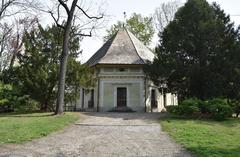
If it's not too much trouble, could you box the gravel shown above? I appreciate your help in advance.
[0,112,192,157]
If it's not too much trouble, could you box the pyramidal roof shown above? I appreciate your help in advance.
[86,28,155,67]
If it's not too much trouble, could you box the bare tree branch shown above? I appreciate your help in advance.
[49,5,64,29]
[0,0,14,18]
[74,27,94,37]
[154,0,181,33]
[48,0,106,114]
[76,4,103,20]
[57,0,70,15]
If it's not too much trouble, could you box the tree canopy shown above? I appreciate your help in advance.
[5,24,95,111]
[145,0,240,100]
[104,13,155,46]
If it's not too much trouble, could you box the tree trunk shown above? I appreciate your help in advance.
[55,0,78,115]
[55,28,70,115]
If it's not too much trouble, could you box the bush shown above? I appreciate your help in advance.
[177,98,200,115]
[0,82,40,112]
[0,83,14,112]
[198,100,208,113]
[207,98,233,120]
[14,95,40,112]
[229,100,240,118]
[165,106,178,114]
[166,97,233,120]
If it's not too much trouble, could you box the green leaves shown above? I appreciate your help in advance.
[147,0,240,100]
[104,13,155,46]
[10,24,95,111]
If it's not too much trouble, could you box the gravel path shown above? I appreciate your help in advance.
[0,113,192,157]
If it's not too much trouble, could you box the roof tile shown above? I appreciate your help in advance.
[86,28,155,66]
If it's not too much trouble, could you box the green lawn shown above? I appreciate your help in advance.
[0,112,79,144]
[160,117,240,157]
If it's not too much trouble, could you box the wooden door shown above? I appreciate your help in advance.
[117,87,127,107]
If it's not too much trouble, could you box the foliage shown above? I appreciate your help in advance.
[13,95,40,112]
[165,105,178,114]
[104,13,155,46]
[154,0,180,33]
[207,98,233,120]
[166,98,201,115]
[0,82,13,107]
[146,0,240,100]
[10,24,62,111]
[177,98,200,115]
[0,82,40,112]
[4,24,95,111]
[0,112,79,143]
[65,58,96,106]
[166,97,234,120]
[161,118,240,157]
[229,100,240,117]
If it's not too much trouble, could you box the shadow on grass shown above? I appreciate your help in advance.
[188,145,240,157]
[0,111,55,118]
[160,114,240,127]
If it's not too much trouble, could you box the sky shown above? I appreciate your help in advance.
[52,0,240,63]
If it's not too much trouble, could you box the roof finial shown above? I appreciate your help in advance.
[123,12,127,28]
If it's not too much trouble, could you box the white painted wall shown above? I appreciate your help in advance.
[165,93,178,106]
[75,66,178,112]
[99,78,145,112]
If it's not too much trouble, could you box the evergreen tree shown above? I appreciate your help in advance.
[10,24,95,111]
[146,0,240,100]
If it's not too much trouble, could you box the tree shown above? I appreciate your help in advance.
[104,13,155,46]
[154,0,180,34]
[0,0,39,72]
[10,24,95,111]
[48,0,104,114]
[0,17,38,73]
[0,0,20,20]
[65,58,95,109]
[0,22,12,71]
[146,0,240,100]
[0,0,40,20]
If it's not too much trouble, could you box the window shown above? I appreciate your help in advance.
[118,68,126,72]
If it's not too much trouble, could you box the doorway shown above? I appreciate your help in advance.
[117,87,127,107]
[151,89,157,108]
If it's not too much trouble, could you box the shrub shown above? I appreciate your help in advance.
[0,83,14,112]
[166,97,233,120]
[0,82,40,112]
[165,106,178,114]
[207,98,233,120]
[229,100,240,118]
[198,100,208,113]
[14,95,40,112]
[177,98,200,116]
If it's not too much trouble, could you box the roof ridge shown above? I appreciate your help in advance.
[97,31,119,64]
[125,29,145,64]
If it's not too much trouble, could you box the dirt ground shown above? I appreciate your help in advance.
[0,112,192,157]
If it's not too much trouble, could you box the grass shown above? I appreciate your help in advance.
[160,117,240,157]
[0,112,79,144]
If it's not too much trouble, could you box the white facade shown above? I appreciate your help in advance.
[74,28,178,112]
[75,66,177,112]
